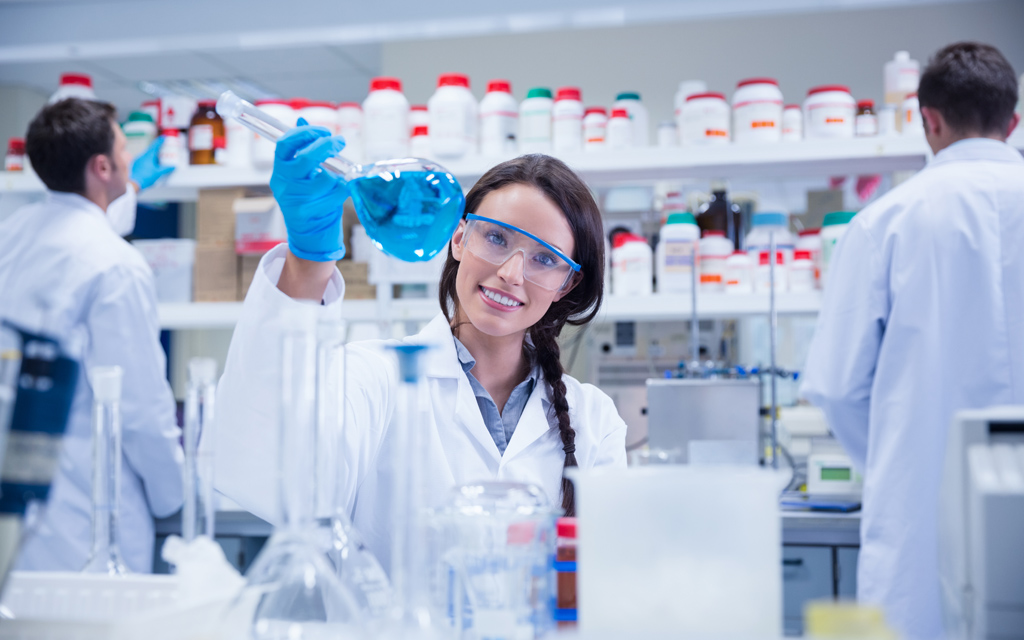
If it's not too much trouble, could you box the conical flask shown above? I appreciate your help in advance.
[182,357,217,543]
[230,304,365,639]
[82,365,127,575]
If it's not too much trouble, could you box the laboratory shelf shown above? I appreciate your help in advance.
[157,298,442,330]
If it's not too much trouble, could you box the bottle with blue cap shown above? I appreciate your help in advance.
[744,211,795,293]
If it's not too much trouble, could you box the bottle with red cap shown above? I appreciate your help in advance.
[410,125,430,158]
[479,80,518,157]
[552,87,584,153]
[611,232,653,296]
[337,102,364,163]
[554,517,578,627]
[803,85,856,139]
[250,99,297,168]
[409,105,429,134]
[732,78,784,144]
[607,108,632,150]
[583,107,607,151]
[363,76,410,161]
[855,100,878,137]
[428,73,477,159]
[48,72,96,104]
[5,138,26,172]
[158,129,186,168]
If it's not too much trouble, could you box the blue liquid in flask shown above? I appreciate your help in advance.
[349,170,465,262]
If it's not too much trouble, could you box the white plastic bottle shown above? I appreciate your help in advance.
[724,251,754,294]
[519,87,554,154]
[49,73,96,104]
[410,125,430,158]
[674,80,709,141]
[796,229,822,286]
[552,87,584,153]
[789,250,816,292]
[158,128,186,168]
[732,78,784,144]
[612,233,653,296]
[902,94,925,137]
[655,213,700,294]
[698,230,733,293]
[299,101,339,134]
[428,73,478,159]
[657,121,678,148]
[820,211,856,286]
[122,112,157,160]
[755,250,788,293]
[410,105,429,133]
[583,107,607,150]
[337,102,364,163]
[613,92,650,147]
[744,212,795,267]
[885,50,920,132]
[363,76,410,161]
[251,99,296,168]
[804,85,856,139]
[681,92,730,146]
[782,105,802,142]
[479,80,518,157]
[607,109,632,150]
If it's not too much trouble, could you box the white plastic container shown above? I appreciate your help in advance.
[878,105,899,137]
[131,239,196,303]
[158,128,186,168]
[552,87,584,153]
[48,73,96,104]
[479,80,518,157]
[611,233,653,296]
[657,121,678,148]
[223,110,252,168]
[655,213,700,294]
[796,229,822,286]
[698,230,733,293]
[336,102,364,163]
[755,250,787,293]
[782,105,802,142]
[363,76,410,161]
[744,212,794,267]
[902,93,925,137]
[122,112,157,160]
[789,250,815,293]
[410,125,430,157]
[583,107,607,150]
[884,51,920,110]
[820,211,856,286]
[519,87,554,154]
[607,109,632,150]
[855,100,879,137]
[428,73,478,159]
[732,78,783,144]
[410,105,429,132]
[681,92,730,146]
[251,99,296,168]
[158,96,198,131]
[674,80,709,140]
[804,85,856,139]
[724,251,754,294]
[299,101,338,133]
[613,92,650,147]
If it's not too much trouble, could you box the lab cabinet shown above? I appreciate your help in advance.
[783,545,833,636]
[837,546,860,598]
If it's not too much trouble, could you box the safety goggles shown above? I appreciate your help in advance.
[462,214,581,292]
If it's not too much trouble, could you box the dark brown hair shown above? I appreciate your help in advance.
[438,154,605,516]
[919,42,1018,136]
[26,98,118,194]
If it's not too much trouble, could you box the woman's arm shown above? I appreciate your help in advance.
[277,249,337,301]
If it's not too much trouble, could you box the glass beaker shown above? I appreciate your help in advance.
[216,91,465,263]
[182,357,217,543]
[82,365,128,575]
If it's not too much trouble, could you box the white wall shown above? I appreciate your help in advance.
[0,85,46,151]
[381,0,1024,125]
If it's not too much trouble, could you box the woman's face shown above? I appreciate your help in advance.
[451,183,576,339]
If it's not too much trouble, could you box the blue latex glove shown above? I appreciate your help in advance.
[270,117,349,262]
[130,136,175,191]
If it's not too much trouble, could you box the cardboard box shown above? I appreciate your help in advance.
[336,260,369,283]
[235,197,287,255]
[193,245,240,302]
[197,188,247,247]
[343,283,377,300]
[132,239,196,303]
[239,254,264,299]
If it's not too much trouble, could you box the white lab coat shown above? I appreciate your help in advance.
[214,245,628,572]
[801,139,1024,640]
[0,189,184,573]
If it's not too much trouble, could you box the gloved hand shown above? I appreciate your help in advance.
[130,136,175,191]
[270,117,349,262]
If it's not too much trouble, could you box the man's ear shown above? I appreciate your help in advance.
[920,105,944,138]
[451,219,467,261]
[88,153,113,182]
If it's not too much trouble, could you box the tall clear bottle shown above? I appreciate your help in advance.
[82,365,128,575]
[182,357,217,543]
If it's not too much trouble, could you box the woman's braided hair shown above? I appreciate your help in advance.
[438,154,605,516]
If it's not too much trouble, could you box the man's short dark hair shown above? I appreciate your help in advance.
[25,98,118,194]
[918,42,1018,136]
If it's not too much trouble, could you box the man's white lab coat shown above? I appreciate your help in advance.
[214,245,628,573]
[0,189,184,572]
[801,138,1024,639]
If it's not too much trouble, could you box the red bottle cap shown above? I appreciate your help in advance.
[370,77,402,92]
[584,107,607,116]
[437,73,469,88]
[703,230,726,237]
[556,87,581,101]
[557,517,577,538]
[59,73,92,88]
[687,92,726,102]
[737,78,779,88]
[611,108,629,118]
[857,99,875,109]
[7,138,25,153]
[794,250,812,261]
[487,80,512,93]
[412,125,428,136]
[807,85,851,96]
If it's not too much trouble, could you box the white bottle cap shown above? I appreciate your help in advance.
[188,357,218,385]
[895,51,910,61]
[90,366,123,402]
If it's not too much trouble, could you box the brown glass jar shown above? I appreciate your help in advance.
[189,100,225,165]
[855,99,878,137]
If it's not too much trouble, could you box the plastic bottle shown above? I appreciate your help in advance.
[744,212,795,267]
[804,85,856,139]
[724,251,754,294]
[49,72,96,104]
[755,250,787,293]
[855,100,878,137]
[5,137,25,171]
[611,233,653,296]
[820,211,856,286]
[782,105,802,142]
[189,100,226,165]
[299,101,338,134]
[251,99,296,168]
[479,80,518,157]
[902,94,925,137]
[674,80,709,140]
[696,187,744,251]
[428,73,478,159]
[552,87,584,153]
[555,517,578,628]
[409,105,429,134]
[884,51,920,132]
[337,103,364,163]
[681,92,730,146]
[158,128,186,168]
[122,112,157,161]
[789,250,816,292]
[410,125,430,158]
[519,87,554,153]
[363,76,410,161]
[796,229,822,285]
[655,213,700,294]
[732,78,783,144]
[607,109,632,150]
[613,92,650,147]
[583,107,607,150]
[698,230,733,293]
[657,121,678,148]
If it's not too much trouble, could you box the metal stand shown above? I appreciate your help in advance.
[768,232,779,470]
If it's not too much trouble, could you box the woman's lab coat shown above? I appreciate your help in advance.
[800,139,1024,640]
[0,189,184,572]
[214,245,628,572]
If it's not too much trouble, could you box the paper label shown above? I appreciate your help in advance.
[189,124,214,151]
[662,239,695,273]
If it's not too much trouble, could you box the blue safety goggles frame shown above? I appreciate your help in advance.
[464,214,582,272]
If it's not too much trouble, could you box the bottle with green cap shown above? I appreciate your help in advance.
[519,87,553,153]
[122,111,157,160]
[656,199,700,293]
[613,91,650,147]
[821,211,857,286]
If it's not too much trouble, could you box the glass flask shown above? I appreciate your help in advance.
[312,315,392,619]
[229,305,365,640]
[82,365,128,575]
[216,90,465,263]
[182,357,217,543]
[429,482,557,639]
